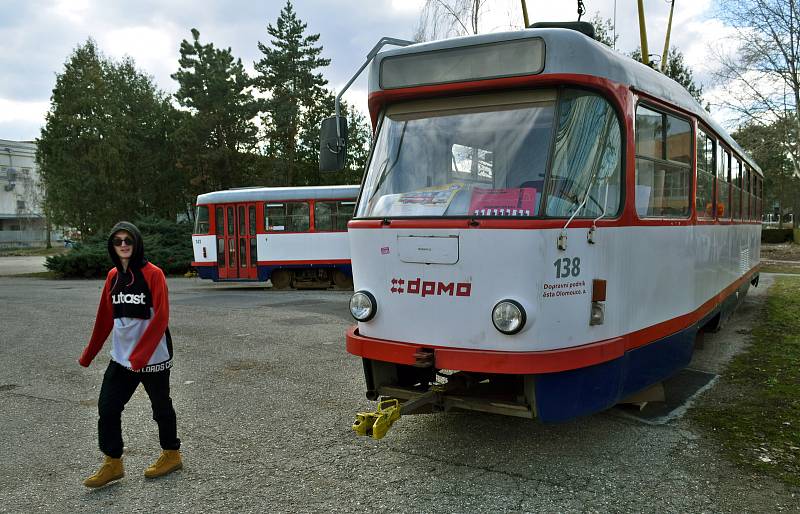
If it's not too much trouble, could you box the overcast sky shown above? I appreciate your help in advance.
[0,0,737,141]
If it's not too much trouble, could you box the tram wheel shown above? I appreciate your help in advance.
[333,270,353,289]
[271,270,292,289]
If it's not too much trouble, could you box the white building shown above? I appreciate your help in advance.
[0,139,57,247]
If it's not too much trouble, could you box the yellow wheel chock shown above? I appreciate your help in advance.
[352,399,401,440]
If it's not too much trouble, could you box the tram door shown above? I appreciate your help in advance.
[216,203,258,280]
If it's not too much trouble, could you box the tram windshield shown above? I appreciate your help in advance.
[357,88,622,219]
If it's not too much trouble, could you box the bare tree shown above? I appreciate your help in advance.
[711,0,800,229]
[413,0,493,42]
[712,1,800,175]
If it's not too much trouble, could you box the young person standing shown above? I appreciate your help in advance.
[79,221,182,487]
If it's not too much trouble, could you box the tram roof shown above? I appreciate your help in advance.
[196,185,360,205]
[369,28,761,175]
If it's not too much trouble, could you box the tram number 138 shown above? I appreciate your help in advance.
[554,257,581,278]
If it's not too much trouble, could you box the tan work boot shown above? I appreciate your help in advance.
[144,449,182,478]
[83,456,124,488]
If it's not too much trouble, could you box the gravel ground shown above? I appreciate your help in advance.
[0,275,797,513]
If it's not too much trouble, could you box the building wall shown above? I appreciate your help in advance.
[0,139,53,246]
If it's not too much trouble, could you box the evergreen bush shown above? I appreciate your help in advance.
[761,228,794,244]
[46,217,193,278]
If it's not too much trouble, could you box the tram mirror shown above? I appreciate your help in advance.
[319,116,348,172]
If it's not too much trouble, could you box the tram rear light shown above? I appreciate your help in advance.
[492,300,526,335]
[350,291,377,322]
[592,279,606,302]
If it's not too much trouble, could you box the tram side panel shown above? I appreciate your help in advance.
[255,231,352,282]
[192,234,218,280]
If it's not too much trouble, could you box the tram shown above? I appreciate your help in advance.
[320,23,763,432]
[191,185,359,288]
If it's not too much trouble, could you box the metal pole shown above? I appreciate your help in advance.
[521,0,530,28]
[661,0,675,72]
[613,0,617,50]
[637,0,650,66]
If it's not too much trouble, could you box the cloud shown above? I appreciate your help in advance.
[0,0,743,139]
[0,98,50,140]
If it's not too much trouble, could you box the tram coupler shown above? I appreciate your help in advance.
[352,398,401,440]
[351,385,446,440]
[412,349,434,368]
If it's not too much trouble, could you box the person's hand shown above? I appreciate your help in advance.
[78,356,91,367]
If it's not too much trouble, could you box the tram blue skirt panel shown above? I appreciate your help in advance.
[195,266,219,281]
[257,264,353,281]
[534,325,697,423]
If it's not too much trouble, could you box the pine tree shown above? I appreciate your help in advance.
[172,28,260,196]
[631,46,703,104]
[254,0,330,186]
[734,120,798,226]
[589,12,618,48]
[37,40,180,237]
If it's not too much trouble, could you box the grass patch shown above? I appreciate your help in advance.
[691,276,800,487]
[9,271,60,279]
[0,247,68,257]
[760,265,800,275]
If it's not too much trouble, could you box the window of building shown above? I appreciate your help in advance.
[16,200,26,211]
[635,105,692,218]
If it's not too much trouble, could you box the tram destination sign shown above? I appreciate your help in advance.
[380,38,545,89]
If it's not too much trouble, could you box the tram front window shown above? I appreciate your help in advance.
[357,88,622,219]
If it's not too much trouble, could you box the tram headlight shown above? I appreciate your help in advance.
[350,291,377,322]
[492,299,526,335]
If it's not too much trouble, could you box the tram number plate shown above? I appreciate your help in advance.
[553,257,581,278]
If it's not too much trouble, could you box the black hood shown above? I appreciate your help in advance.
[107,221,147,272]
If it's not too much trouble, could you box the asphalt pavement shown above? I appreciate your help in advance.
[0,255,47,276]
[0,274,797,513]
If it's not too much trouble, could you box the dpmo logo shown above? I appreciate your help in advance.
[390,277,471,297]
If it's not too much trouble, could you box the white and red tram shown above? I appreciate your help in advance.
[191,185,359,288]
[321,25,764,425]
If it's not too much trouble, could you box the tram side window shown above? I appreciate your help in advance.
[265,202,310,232]
[215,207,224,236]
[314,201,355,232]
[732,160,742,221]
[751,171,757,221]
[195,205,210,233]
[695,128,715,219]
[545,90,622,218]
[747,167,755,221]
[718,148,730,220]
[744,167,750,220]
[635,106,692,218]
[756,176,763,219]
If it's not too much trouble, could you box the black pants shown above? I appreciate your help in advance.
[98,360,180,458]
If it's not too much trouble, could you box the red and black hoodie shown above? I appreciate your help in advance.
[79,221,172,372]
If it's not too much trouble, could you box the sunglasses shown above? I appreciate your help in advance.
[112,237,134,247]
